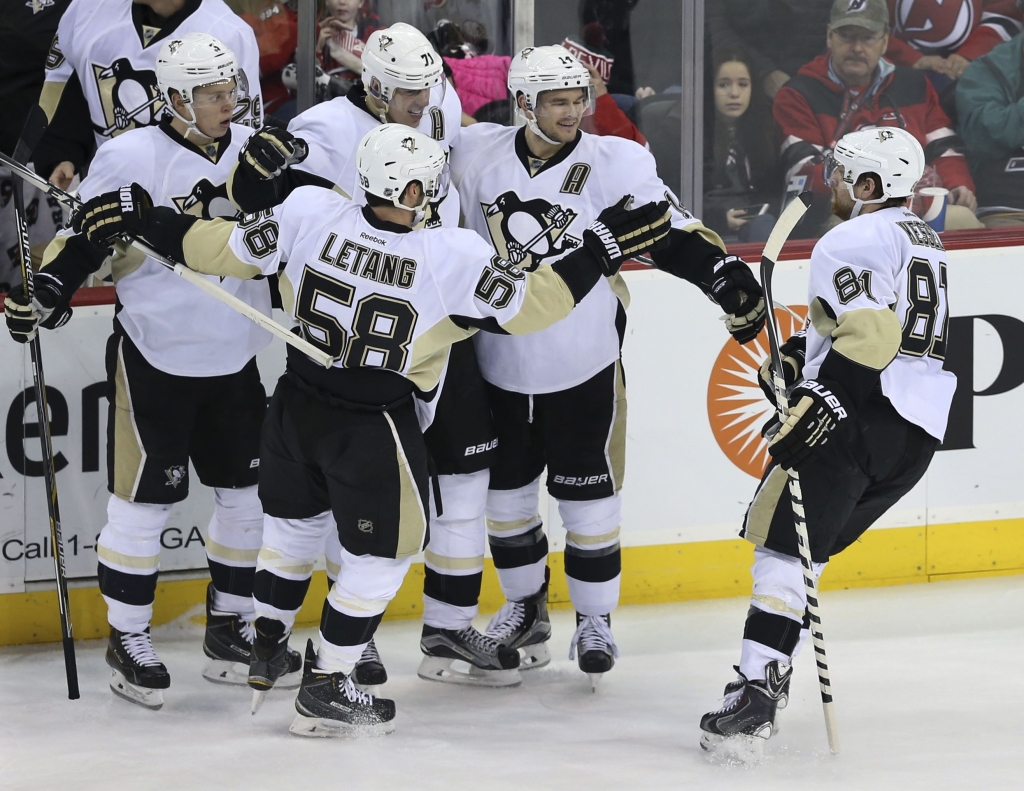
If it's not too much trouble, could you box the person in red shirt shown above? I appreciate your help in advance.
[775,0,981,232]
[886,0,1022,80]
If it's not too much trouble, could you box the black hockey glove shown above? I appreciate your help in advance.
[4,275,71,343]
[582,195,672,276]
[72,183,154,249]
[768,379,852,471]
[239,126,308,179]
[758,330,806,402]
[704,255,766,344]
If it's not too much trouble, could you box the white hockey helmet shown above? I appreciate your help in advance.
[508,45,595,142]
[356,123,448,212]
[362,23,445,119]
[824,127,925,212]
[157,32,237,132]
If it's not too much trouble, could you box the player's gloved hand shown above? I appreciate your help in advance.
[583,195,672,276]
[239,126,308,179]
[72,183,154,248]
[4,277,71,343]
[768,379,852,471]
[758,330,806,402]
[704,254,766,344]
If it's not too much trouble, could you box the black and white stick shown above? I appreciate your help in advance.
[759,192,840,755]
[0,151,334,369]
[9,139,80,700]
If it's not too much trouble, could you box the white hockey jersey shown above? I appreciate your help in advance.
[176,188,583,395]
[287,81,462,227]
[43,0,262,151]
[451,124,698,393]
[44,121,272,377]
[803,206,956,441]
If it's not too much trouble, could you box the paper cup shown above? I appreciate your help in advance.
[917,186,948,232]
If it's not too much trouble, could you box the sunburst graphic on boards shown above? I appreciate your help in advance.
[706,305,808,478]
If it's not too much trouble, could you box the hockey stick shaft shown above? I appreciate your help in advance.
[759,193,839,755]
[12,174,80,700]
[0,152,334,369]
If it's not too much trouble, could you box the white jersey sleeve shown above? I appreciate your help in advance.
[803,207,955,440]
[43,4,77,87]
[287,100,358,196]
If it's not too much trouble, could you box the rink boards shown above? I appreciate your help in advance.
[3,242,1024,645]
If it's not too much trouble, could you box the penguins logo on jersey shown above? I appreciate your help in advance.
[92,59,164,139]
[172,179,239,221]
[481,192,581,271]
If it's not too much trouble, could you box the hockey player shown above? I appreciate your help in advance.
[32,0,262,191]
[4,33,297,710]
[230,23,513,687]
[699,127,956,759]
[68,123,672,734]
[450,46,767,686]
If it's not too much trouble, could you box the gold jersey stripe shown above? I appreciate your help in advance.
[500,266,576,336]
[97,545,159,571]
[424,550,485,571]
[182,218,264,280]
[831,307,903,370]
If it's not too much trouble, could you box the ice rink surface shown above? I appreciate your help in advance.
[2,576,1022,791]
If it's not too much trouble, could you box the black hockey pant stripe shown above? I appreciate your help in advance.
[488,525,548,570]
[253,569,312,613]
[98,562,158,607]
[423,567,483,608]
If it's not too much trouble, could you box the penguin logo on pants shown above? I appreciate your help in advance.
[92,59,164,139]
[172,179,238,221]
[481,192,580,271]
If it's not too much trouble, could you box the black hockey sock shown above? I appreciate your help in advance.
[488,524,548,570]
[253,569,312,614]
[743,607,802,657]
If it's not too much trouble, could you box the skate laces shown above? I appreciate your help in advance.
[359,639,381,665]
[341,674,374,706]
[458,626,502,654]
[568,615,619,661]
[485,600,526,640]
[710,677,747,715]
[240,619,257,646]
[121,632,163,667]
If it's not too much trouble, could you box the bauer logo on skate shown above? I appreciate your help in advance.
[706,304,808,478]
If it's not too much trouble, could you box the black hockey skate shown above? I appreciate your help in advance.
[351,638,387,692]
[203,583,300,688]
[248,616,303,714]
[290,640,396,737]
[700,660,794,762]
[484,576,552,669]
[723,664,790,711]
[106,627,171,710]
[569,613,619,691]
[418,625,521,687]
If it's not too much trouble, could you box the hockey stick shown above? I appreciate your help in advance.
[759,192,840,755]
[9,144,80,700]
[0,151,334,369]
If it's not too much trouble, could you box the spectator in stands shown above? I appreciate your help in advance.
[317,0,378,80]
[706,0,833,99]
[885,0,1022,81]
[775,0,982,232]
[582,63,648,146]
[228,0,297,116]
[703,49,779,243]
[956,33,1024,226]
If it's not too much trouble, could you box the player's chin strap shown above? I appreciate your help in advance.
[846,185,889,219]
[523,109,563,147]
[168,101,203,142]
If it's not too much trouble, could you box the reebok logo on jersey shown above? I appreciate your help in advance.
[360,231,388,247]
[552,474,609,487]
[796,381,848,420]
[464,439,498,456]
[119,187,134,214]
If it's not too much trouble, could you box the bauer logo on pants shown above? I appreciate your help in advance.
[706,305,807,478]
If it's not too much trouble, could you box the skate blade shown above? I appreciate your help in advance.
[699,730,768,764]
[416,656,522,688]
[251,689,267,715]
[109,670,165,711]
[517,642,551,670]
[289,713,394,738]
[205,659,302,690]
[587,673,603,692]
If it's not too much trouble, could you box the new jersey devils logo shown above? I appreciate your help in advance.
[481,192,581,271]
[172,179,238,220]
[92,59,164,139]
[895,0,976,51]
